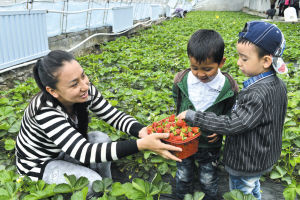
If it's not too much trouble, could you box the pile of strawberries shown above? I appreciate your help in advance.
[147,114,200,142]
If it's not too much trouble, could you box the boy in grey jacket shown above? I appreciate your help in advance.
[177,21,288,200]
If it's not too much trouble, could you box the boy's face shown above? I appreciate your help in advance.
[236,42,271,77]
[189,56,225,83]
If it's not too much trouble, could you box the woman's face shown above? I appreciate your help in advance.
[48,60,89,109]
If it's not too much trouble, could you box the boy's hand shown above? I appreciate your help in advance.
[177,111,188,120]
[207,133,220,143]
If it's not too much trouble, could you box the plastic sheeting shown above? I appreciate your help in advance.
[243,0,271,12]
[0,1,170,37]
[193,0,244,11]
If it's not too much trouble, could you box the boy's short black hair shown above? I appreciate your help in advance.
[187,29,224,64]
[238,37,271,58]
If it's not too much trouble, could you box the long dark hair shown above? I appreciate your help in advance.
[32,50,89,136]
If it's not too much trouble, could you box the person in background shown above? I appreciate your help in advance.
[15,50,182,197]
[266,4,277,19]
[177,21,288,200]
[278,0,285,16]
[173,8,188,18]
[172,29,238,200]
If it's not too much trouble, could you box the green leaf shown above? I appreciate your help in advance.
[74,176,89,191]
[0,188,8,197]
[151,173,161,186]
[223,189,256,200]
[0,98,9,105]
[71,187,88,200]
[111,182,126,196]
[281,175,292,185]
[158,182,172,194]
[193,191,205,200]
[109,100,118,106]
[149,185,159,196]
[132,178,146,193]
[64,174,77,187]
[4,139,15,151]
[92,180,104,193]
[36,180,46,190]
[102,178,113,189]
[283,182,298,200]
[293,137,300,147]
[53,183,72,194]
[52,194,64,200]
[0,123,10,131]
[184,194,193,200]
[8,121,21,133]
[158,162,168,175]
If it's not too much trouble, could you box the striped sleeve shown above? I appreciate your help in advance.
[191,91,264,135]
[35,108,138,164]
[88,84,144,137]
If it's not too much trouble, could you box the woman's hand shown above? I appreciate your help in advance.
[137,133,182,162]
[138,127,148,138]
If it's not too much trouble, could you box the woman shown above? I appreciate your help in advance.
[15,50,181,194]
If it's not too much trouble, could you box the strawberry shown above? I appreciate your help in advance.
[165,124,171,129]
[147,127,153,134]
[164,128,170,133]
[152,122,158,127]
[174,135,182,141]
[176,119,184,127]
[169,114,176,122]
[181,127,188,133]
[192,127,199,133]
[156,127,164,133]
[168,133,174,140]
[175,129,181,135]
[188,132,193,137]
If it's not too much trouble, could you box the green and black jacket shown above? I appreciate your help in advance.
[172,69,239,148]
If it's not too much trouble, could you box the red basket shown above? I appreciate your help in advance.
[163,132,201,159]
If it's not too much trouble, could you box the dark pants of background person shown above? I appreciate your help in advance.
[175,147,220,200]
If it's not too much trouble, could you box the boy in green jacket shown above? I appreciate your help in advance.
[172,29,239,200]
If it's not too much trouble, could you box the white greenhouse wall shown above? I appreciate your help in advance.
[244,0,271,12]
[194,0,244,11]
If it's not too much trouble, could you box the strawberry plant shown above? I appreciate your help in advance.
[0,10,299,199]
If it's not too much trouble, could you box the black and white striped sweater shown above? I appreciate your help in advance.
[15,84,144,180]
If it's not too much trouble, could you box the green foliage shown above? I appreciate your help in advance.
[0,10,299,199]
[223,189,256,200]
[90,174,171,200]
[184,191,205,200]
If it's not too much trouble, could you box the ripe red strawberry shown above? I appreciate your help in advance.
[152,122,158,127]
[181,127,188,133]
[174,135,182,141]
[168,133,174,140]
[164,128,170,133]
[169,114,176,122]
[176,119,184,127]
[192,127,199,133]
[188,132,193,137]
[175,129,181,135]
[165,124,171,129]
[156,127,163,133]
[147,127,153,134]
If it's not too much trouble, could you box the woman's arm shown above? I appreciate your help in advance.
[35,107,182,164]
